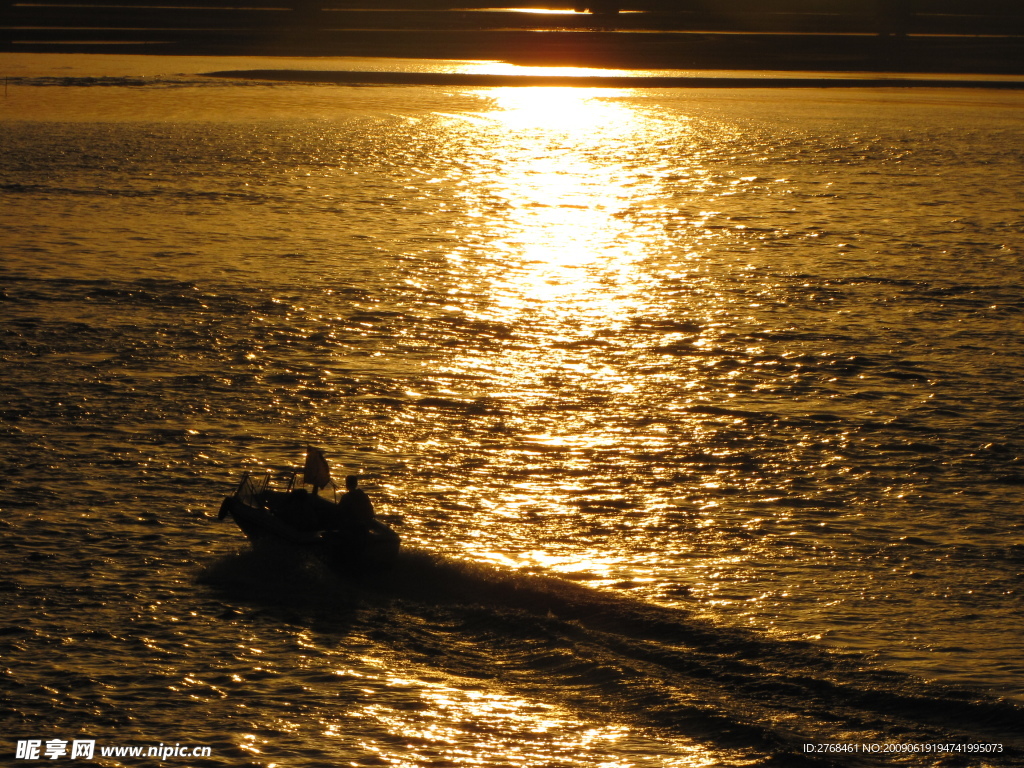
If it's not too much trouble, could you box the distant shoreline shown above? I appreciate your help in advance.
[202,69,1024,89]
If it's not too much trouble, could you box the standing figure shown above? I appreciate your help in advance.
[321,475,377,568]
[339,474,375,528]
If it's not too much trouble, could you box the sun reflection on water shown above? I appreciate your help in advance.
[464,87,663,329]
[410,86,710,578]
[486,85,634,131]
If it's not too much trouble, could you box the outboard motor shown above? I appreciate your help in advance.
[218,497,234,520]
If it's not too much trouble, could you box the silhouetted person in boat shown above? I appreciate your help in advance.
[314,475,386,571]
[322,474,373,537]
[339,475,374,527]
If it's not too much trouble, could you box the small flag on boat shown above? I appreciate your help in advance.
[303,446,331,490]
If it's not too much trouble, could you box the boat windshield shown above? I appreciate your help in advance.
[232,470,341,506]
[233,472,271,508]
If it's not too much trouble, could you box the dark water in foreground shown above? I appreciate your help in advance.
[1,62,1023,765]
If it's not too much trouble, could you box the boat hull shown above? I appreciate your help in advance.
[219,495,400,573]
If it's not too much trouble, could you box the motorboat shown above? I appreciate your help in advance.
[217,448,400,573]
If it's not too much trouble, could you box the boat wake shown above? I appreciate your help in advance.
[200,546,1024,766]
